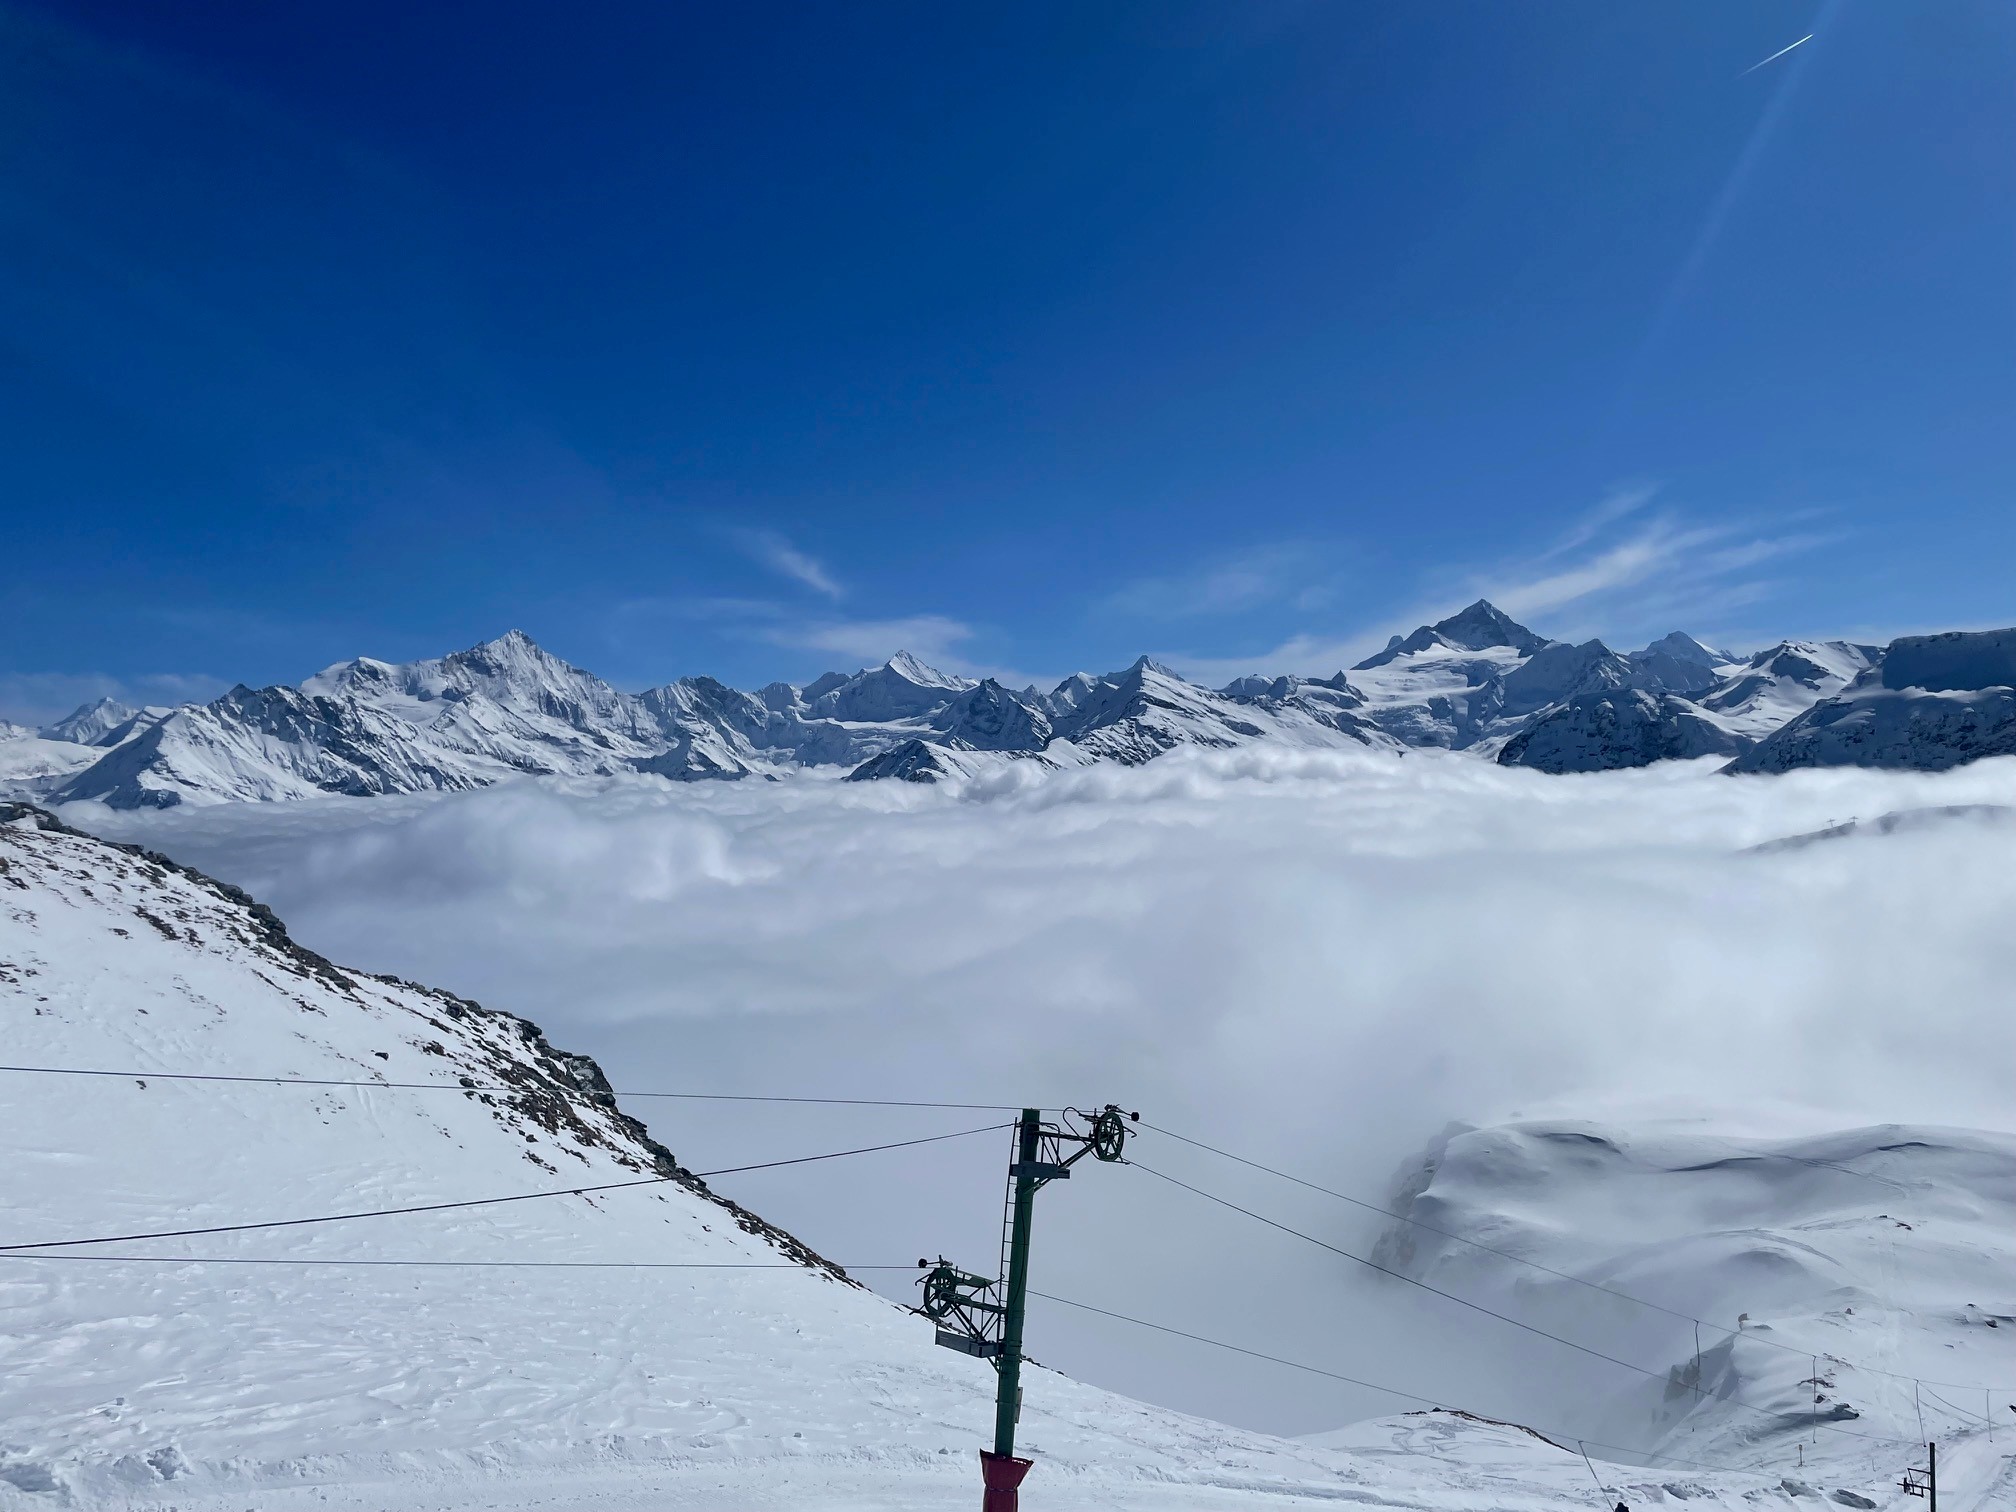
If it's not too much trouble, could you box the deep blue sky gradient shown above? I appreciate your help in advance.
[3,1,2012,718]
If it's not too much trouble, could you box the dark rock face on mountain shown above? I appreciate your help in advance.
[1635,631,1734,669]
[1729,688,2016,774]
[1499,690,1750,773]
[1727,629,2016,775]
[1497,640,1633,719]
[931,680,1052,752]
[843,739,956,783]
[1626,648,1721,695]
[1354,599,1558,672]
[1046,658,1267,765]
[1879,628,2016,693]
[1344,607,1743,754]
[1727,628,2016,775]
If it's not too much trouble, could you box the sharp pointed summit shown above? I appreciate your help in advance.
[1352,599,1554,671]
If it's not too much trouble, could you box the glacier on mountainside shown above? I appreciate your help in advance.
[1348,602,1739,756]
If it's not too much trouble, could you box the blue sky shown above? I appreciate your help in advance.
[3,1,2012,719]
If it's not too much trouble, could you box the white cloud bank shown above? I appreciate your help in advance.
[74,751,2016,1436]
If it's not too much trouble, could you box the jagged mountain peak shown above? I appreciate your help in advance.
[880,649,964,687]
[444,628,599,682]
[306,632,623,716]
[1434,598,1541,648]
[1636,631,1735,668]
[804,653,975,723]
[1352,599,1555,670]
[1119,654,1187,681]
[40,697,142,745]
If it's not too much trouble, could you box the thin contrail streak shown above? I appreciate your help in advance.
[1741,33,1813,76]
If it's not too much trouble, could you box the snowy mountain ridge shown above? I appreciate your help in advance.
[9,605,2016,807]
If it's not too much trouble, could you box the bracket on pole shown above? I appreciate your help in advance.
[914,1103,1138,1512]
[1899,1441,1936,1508]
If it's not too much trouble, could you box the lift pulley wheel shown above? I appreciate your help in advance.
[918,1261,994,1321]
[1090,1105,1130,1163]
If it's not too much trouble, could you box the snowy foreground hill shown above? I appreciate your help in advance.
[1370,1118,2016,1500]
[9,604,2016,808]
[0,803,1933,1511]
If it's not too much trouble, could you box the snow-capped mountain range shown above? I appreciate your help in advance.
[0,804,1953,1509]
[6,603,2015,808]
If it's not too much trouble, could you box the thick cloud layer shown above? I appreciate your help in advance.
[74,751,2016,1437]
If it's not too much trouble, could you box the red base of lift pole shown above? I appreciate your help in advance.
[980,1450,1033,1511]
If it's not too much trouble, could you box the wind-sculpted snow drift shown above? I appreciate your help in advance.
[13,602,2015,808]
[0,805,1865,1510]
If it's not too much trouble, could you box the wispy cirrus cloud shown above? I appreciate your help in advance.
[733,529,843,600]
[770,614,973,665]
[1101,543,1343,619]
[602,595,1041,684]
[1157,489,1834,683]
[760,614,1051,688]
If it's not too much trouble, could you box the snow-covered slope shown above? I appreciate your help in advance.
[1345,603,1548,749]
[0,735,110,802]
[1636,631,1739,671]
[0,805,1833,1510]
[1730,629,2016,775]
[1372,1116,2016,1484]
[1497,688,1750,772]
[1345,604,1721,754]
[1045,658,1393,766]
[1491,637,1885,773]
[1696,640,1881,739]
[38,698,145,746]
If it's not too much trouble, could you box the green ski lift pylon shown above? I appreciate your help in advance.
[917,1104,1137,1512]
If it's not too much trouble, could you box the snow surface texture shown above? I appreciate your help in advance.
[66,748,2016,1458]
[0,807,1856,1511]
[1372,1117,2016,1490]
[16,603,2010,809]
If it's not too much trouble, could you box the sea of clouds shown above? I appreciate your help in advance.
[72,748,2016,1438]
